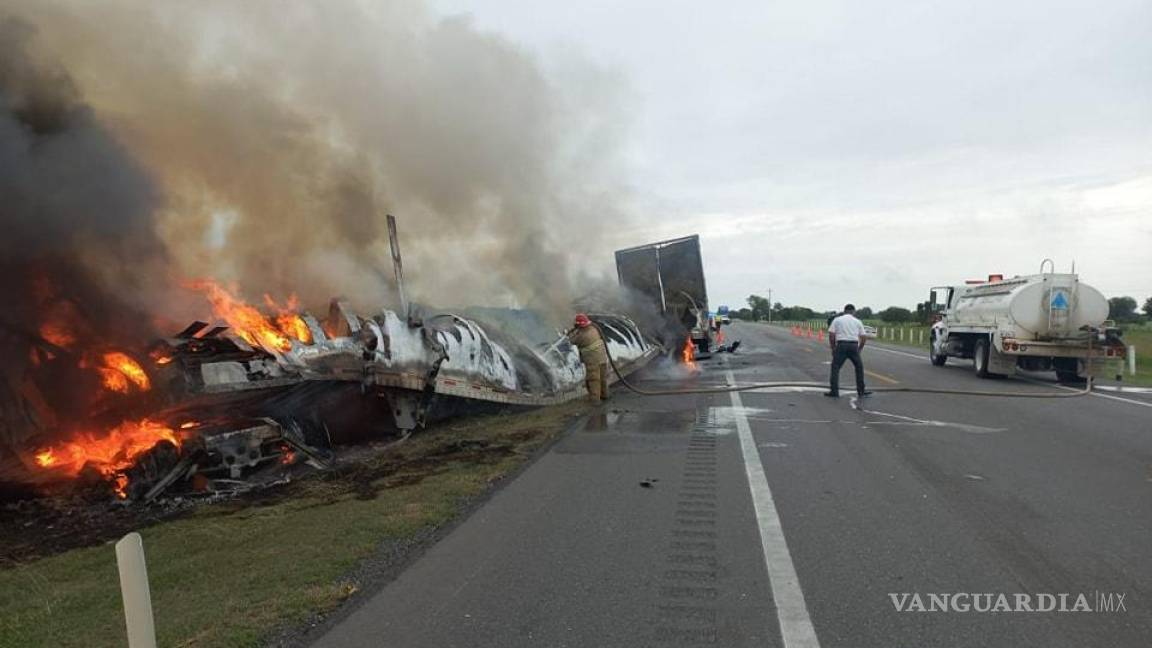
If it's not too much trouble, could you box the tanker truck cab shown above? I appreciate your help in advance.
[927,262,1126,382]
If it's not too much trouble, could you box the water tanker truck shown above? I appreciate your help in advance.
[928,260,1126,382]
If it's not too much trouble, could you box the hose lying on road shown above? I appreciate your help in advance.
[594,323,1094,399]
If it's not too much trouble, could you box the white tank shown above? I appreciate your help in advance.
[950,273,1109,338]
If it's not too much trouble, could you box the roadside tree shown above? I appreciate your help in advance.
[1108,296,1138,322]
[878,306,914,323]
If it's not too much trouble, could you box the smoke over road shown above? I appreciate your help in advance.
[0,0,634,330]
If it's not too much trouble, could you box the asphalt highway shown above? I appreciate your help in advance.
[312,321,1152,648]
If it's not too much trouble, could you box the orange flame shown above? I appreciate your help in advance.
[189,280,312,352]
[101,352,151,391]
[681,337,697,367]
[39,320,76,349]
[266,294,313,345]
[34,278,84,350]
[112,474,130,500]
[31,418,181,496]
[98,367,131,393]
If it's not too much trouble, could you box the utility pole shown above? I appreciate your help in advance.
[767,288,773,324]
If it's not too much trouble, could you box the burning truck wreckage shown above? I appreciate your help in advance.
[0,284,660,506]
[0,228,731,512]
[0,12,720,530]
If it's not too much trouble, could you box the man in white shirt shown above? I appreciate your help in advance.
[826,304,871,398]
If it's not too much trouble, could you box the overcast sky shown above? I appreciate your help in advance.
[429,0,1151,312]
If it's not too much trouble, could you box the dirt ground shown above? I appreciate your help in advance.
[0,402,589,648]
[0,408,568,566]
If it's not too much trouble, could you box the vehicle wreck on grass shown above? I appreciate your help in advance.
[2,299,657,503]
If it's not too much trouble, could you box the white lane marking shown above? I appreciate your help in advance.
[744,386,826,394]
[751,419,835,424]
[1018,377,1152,410]
[862,409,1005,432]
[864,344,1152,410]
[725,369,820,648]
[865,345,923,360]
[1093,385,1152,394]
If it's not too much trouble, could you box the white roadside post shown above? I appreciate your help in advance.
[116,532,158,648]
[899,328,905,342]
[919,329,924,345]
[1129,345,1137,376]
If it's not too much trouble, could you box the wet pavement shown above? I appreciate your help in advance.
[311,321,1152,648]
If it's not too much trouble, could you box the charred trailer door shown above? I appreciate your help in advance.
[614,234,712,354]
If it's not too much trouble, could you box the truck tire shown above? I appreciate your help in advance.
[929,331,947,366]
[973,338,991,378]
[1054,358,1086,384]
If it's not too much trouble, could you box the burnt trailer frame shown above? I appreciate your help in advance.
[614,234,713,354]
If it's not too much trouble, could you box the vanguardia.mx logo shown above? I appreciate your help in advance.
[888,592,1127,613]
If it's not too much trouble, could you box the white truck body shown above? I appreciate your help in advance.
[929,266,1126,381]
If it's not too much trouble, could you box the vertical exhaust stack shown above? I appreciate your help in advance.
[386,214,408,319]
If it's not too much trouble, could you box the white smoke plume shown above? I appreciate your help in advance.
[1,0,635,328]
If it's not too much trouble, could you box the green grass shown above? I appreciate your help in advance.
[772,319,930,350]
[1119,326,1152,385]
[0,403,584,648]
[861,320,931,350]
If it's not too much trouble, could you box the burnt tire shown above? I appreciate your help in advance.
[973,338,991,378]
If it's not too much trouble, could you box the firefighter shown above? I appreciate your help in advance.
[568,313,610,401]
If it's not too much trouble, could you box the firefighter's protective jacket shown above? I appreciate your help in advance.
[568,326,608,366]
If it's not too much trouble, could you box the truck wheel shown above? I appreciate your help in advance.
[974,338,990,378]
[1054,358,1086,384]
[929,332,947,366]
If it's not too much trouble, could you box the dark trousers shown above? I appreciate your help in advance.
[829,341,866,396]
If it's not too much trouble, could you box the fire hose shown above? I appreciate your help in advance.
[593,323,1095,399]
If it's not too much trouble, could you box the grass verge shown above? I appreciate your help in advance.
[0,402,585,648]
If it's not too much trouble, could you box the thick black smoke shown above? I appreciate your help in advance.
[0,16,162,343]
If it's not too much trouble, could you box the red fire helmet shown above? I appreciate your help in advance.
[574,313,591,328]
